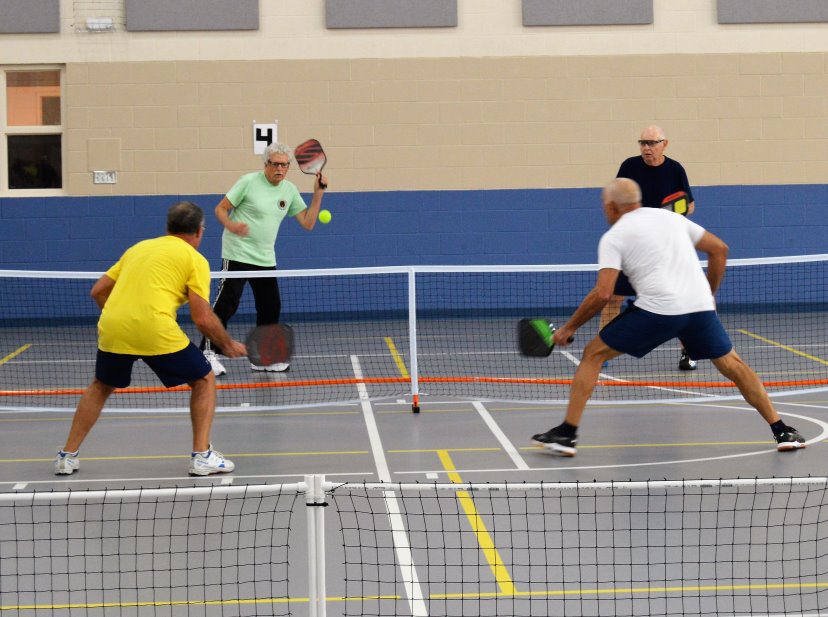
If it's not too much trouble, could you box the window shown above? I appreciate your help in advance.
[1,67,64,193]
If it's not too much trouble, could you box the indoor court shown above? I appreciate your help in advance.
[2,264,827,616]
[3,1,828,615]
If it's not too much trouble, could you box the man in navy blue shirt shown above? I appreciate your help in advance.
[617,125,695,213]
[601,125,698,370]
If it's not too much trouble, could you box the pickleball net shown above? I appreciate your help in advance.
[1,253,827,411]
[2,476,827,616]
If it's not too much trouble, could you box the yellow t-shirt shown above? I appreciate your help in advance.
[97,235,211,355]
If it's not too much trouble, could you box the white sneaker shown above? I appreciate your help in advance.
[189,444,235,476]
[204,350,226,376]
[54,450,79,475]
[251,362,290,372]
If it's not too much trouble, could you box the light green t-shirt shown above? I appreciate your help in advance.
[222,172,307,266]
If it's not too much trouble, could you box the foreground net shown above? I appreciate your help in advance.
[1,254,827,410]
[2,477,826,617]
[331,477,828,617]
[0,484,301,617]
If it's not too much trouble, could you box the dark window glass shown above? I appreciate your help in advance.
[8,134,62,189]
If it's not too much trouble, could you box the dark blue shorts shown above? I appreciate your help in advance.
[599,306,733,360]
[95,342,211,389]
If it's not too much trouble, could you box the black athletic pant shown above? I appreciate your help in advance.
[200,259,282,355]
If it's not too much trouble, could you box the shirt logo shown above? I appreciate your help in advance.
[278,200,287,210]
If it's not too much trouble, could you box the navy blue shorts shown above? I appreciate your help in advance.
[95,342,211,389]
[599,306,733,360]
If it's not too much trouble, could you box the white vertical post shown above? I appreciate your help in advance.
[407,267,420,412]
[305,474,327,617]
[314,474,327,617]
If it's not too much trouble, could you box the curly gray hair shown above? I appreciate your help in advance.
[262,142,293,164]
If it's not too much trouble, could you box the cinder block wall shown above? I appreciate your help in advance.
[1,1,827,269]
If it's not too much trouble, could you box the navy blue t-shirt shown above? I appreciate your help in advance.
[616,156,694,208]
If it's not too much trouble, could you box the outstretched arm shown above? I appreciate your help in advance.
[554,268,619,346]
[188,290,246,358]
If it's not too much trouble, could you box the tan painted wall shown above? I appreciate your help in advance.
[1,1,827,195]
[63,53,828,195]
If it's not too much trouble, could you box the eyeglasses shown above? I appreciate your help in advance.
[266,160,290,168]
[638,139,665,147]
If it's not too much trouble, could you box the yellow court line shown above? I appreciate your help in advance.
[0,344,31,366]
[10,579,825,611]
[1,594,401,611]
[739,329,828,366]
[0,410,360,424]
[437,449,516,596]
[566,440,772,449]
[384,337,410,379]
[432,580,828,599]
[2,597,294,611]
[389,441,770,454]
[389,447,502,453]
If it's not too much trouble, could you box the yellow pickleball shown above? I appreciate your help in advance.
[319,209,332,224]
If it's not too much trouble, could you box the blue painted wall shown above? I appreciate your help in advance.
[1,184,826,271]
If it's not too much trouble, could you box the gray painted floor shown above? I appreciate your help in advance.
[2,331,828,616]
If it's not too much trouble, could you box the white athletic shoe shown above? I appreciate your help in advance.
[204,350,226,376]
[54,450,79,475]
[251,362,290,372]
[189,445,235,476]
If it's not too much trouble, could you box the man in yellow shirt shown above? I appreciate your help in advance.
[54,201,246,476]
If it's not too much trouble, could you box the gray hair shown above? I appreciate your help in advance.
[262,142,293,164]
[604,178,642,210]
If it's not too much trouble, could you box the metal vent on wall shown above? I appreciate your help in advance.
[72,0,124,32]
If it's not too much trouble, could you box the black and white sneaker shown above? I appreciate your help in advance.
[775,426,806,451]
[678,351,697,371]
[532,427,577,457]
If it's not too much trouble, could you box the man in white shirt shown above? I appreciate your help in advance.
[532,178,805,456]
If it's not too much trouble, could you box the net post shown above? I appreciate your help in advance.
[407,267,421,413]
[305,474,328,617]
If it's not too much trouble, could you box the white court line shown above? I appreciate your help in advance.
[351,356,428,617]
[0,471,375,487]
[396,403,828,477]
[472,401,529,470]
[774,401,828,412]
[560,349,719,399]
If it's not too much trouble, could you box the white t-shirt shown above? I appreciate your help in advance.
[598,207,715,315]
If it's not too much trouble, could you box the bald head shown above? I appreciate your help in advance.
[604,178,641,209]
[601,178,642,225]
[640,125,665,141]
